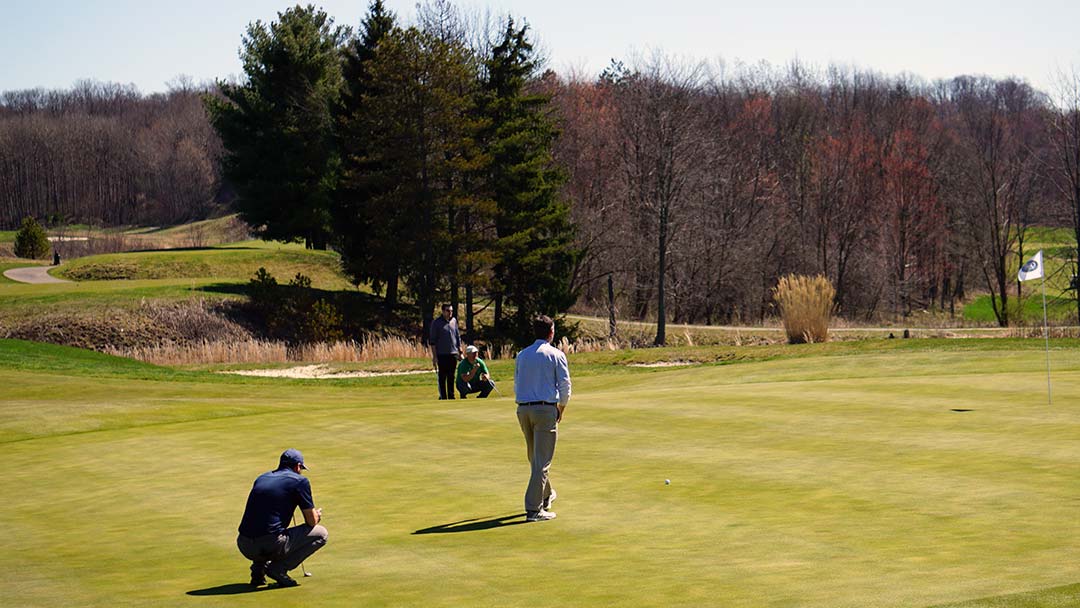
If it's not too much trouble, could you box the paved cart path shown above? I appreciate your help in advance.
[3,265,70,284]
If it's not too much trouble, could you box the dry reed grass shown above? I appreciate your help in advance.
[107,339,287,365]
[1006,326,1080,339]
[556,336,620,354]
[773,274,836,344]
[109,335,431,366]
[292,336,430,362]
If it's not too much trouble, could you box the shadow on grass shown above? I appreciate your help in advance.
[186,583,275,596]
[925,582,1080,607]
[413,512,527,534]
[196,282,251,297]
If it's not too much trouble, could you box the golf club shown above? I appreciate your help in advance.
[291,513,313,577]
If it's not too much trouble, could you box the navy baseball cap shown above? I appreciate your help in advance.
[280,448,308,470]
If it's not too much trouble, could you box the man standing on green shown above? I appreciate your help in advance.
[456,345,494,398]
[514,315,571,522]
[429,304,461,400]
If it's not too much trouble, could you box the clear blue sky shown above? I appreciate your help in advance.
[2,0,1077,94]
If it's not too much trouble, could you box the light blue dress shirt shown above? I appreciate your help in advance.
[514,339,572,406]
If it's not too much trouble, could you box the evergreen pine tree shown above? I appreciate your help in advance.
[204,5,347,249]
[13,216,50,259]
[332,1,400,307]
[480,20,579,347]
[359,26,480,329]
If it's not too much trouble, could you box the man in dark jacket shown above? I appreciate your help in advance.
[237,449,327,587]
[429,303,462,399]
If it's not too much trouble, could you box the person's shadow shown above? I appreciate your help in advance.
[413,512,527,534]
[186,583,276,596]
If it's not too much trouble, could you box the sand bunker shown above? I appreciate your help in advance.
[628,360,698,368]
[222,364,432,379]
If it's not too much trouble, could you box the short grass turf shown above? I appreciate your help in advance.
[2,338,1079,608]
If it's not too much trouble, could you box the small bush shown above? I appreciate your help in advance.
[302,299,344,343]
[14,217,50,259]
[773,274,835,344]
[247,267,347,344]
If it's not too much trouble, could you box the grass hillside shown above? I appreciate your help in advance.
[0,238,379,351]
[2,338,1078,607]
[0,240,356,320]
[964,226,1079,325]
[56,240,353,289]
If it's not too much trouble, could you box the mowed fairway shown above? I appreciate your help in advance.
[2,339,1078,607]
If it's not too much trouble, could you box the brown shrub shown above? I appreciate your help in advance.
[773,274,835,344]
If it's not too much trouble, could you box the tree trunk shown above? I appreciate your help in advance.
[607,272,617,339]
[384,270,398,315]
[465,281,474,344]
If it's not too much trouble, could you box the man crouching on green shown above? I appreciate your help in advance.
[457,345,495,399]
[237,449,327,587]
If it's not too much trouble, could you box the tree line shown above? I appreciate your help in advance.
[196,0,1080,336]
[205,1,577,348]
[0,79,225,228]
[5,1,1080,339]
[549,59,1080,334]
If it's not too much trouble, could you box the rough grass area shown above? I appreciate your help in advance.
[962,232,1077,325]
[566,313,1026,348]
[37,215,251,257]
[0,299,253,350]
[118,215,250,248]
[963,292,1077,324]
[2,338,1078,607]
[955,226,1080,325]
[0,278,240,314]
[109,336,431,366]
[57,240,353,289]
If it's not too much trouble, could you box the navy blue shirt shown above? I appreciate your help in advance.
[429,315,461,355]
[238,468,315,538]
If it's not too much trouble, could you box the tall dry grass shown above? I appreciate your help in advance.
[107,339,288,365]
[109,336,430,366]
[773,274,835,344]
[292,336,430,362]
[555,336,620,354]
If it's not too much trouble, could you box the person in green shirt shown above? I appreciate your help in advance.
[456,345,495,398]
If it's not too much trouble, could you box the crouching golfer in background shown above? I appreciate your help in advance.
[237,449,327,587]
[515,315,571,522]
[457,344,495,398]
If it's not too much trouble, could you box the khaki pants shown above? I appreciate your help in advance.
[517,404,558,513]
[237,523,328,576]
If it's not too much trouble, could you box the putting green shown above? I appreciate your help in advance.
[2,339,1078,607]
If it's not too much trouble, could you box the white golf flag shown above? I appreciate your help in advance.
[1018,250,1044,282]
